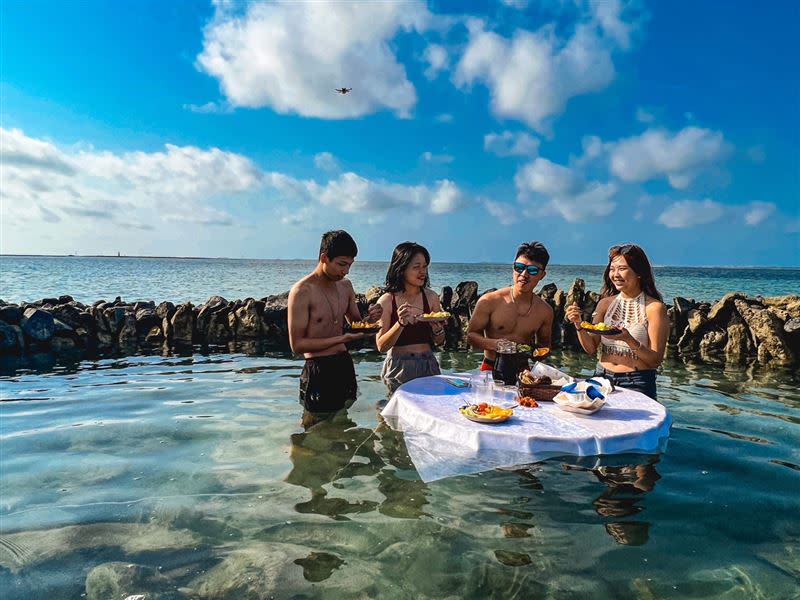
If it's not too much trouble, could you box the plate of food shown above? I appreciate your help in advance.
[459,402,513,423]
[579,321,622,336]
[416,311,451,322]
[516,345,549,358]
[345,320,381,334]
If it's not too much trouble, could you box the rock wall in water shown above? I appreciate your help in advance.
[1,281,797,368]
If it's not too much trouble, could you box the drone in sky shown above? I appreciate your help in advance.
[334,87,353,95]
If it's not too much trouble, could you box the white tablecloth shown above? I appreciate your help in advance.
[381,374,672,482]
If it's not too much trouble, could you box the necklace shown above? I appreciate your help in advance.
[510,288,534,317]
[320,283,341,325]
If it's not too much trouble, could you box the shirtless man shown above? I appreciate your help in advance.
[288,230,382,419]
[467,241,554,371]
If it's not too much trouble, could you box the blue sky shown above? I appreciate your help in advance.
[1,0,798,266]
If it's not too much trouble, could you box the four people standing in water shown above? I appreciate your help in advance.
[289,231,666,419]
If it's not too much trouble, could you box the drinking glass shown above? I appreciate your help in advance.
[472,371,494,402]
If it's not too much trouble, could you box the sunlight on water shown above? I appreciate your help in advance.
[1,349,798,599]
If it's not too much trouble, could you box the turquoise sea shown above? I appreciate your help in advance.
[1,256,799,599]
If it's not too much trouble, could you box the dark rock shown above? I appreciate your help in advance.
[111,296,124,307]
[57,295,74,304]
[725,312,753,362]
[52,318,76,337]
[734,299,795,366]
[118,313,138,346]
[583,291,600,323]
[687,309,707,334]
[440,286,453,312]
[135,308,160,332]
[204,295,229,311]
[155,301,176,321]
[707,292,745,322]
[0,322,24,354]
[565,278,586,312]
[51,304,85,330]
[0,305,22,325]
[39,297,60,306]
[539,282,558,302]
[170,303,195,345]
[672,296,695,338]
[451,281,478,317]
[92,299,107,308]
[103,307,128,335]
[145,326,164,344]
[364,287,382,306]
[133,300,156,312]
[50,336,77,353]
[20,308,55,343]
[234,299,265,339]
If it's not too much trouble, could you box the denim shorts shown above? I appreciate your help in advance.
[594,365,658,400]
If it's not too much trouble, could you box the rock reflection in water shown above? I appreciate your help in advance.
[286,409,430,521]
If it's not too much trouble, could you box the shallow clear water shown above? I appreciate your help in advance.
[2,256,798,304]
[1,349,798,599]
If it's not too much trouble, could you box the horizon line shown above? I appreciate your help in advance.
[1,253,798,270]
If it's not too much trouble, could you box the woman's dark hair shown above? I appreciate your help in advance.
[384,242,431,293]
[516,241,550,268]
[320,230,358,260]
[601,244,663,301]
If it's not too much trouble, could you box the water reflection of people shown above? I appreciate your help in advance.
[376,242,445,394]
[567,457,661,546]
[286,411,430,520]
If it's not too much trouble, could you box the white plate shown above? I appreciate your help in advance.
[553,396,605,415]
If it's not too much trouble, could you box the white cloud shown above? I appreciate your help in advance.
[484,131,540,157]
[484,199,517,225]
[421,151,454,164]
[608,127,732,188]
[314,151,340,172]
[183,101,232,114]
[635,107,655,123]
[434,113,454,123]
[743,201,776,226]
[658,199,724,228]
[423,44,449,80]
[430,179,463,213]
[197,1,433,118]
[453,7,634,131]
[0,127,259,230]
[515,157,617,222]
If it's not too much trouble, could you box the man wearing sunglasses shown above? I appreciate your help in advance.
[467,241,553,371]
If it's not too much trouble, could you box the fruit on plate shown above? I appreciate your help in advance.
[349,321,380,329]
[531,347,550,357]
[420,311,450,318]
[459,402,513,420]
[518,396,539,408]
[580,321,612,331]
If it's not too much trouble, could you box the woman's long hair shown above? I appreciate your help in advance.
[600,244,663,301]
[384,242,431,293]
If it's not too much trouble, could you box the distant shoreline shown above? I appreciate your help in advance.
[0,254,798,270]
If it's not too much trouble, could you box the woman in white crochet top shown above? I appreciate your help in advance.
[566,244,669,399]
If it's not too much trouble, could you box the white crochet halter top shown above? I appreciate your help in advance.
[601,292,650,359]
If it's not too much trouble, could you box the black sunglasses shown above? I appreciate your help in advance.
[513,262,542,276]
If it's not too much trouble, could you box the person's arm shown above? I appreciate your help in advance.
[467,295,502,352]
[344,281,363,323]
[565,297,608,355]
[288,284,358,354]
[534,303,554,348]
[426,289,446,346]
[376,293,406,352]
[637,301,669,368]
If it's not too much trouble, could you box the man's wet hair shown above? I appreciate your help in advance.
[320,230,358,260]
[516,241,550,269]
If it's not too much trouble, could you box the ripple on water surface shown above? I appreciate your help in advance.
[0,350,798,599]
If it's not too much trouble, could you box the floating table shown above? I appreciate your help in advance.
[381,374,672,482]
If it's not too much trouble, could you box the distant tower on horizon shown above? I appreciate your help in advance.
[117,251,120,257]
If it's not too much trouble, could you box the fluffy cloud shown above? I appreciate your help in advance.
[743,201,775,226]
[484,199,517,225]
[423,44,449,80]
[608,127,732,188]
[1,128,261,229]
[484,131,540,157]
[453,4,635,131]
[421,151,454,164]
[658,199,724,228]
[515,157,617,221]
[197,1,432,118]
[314,152,340,172]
